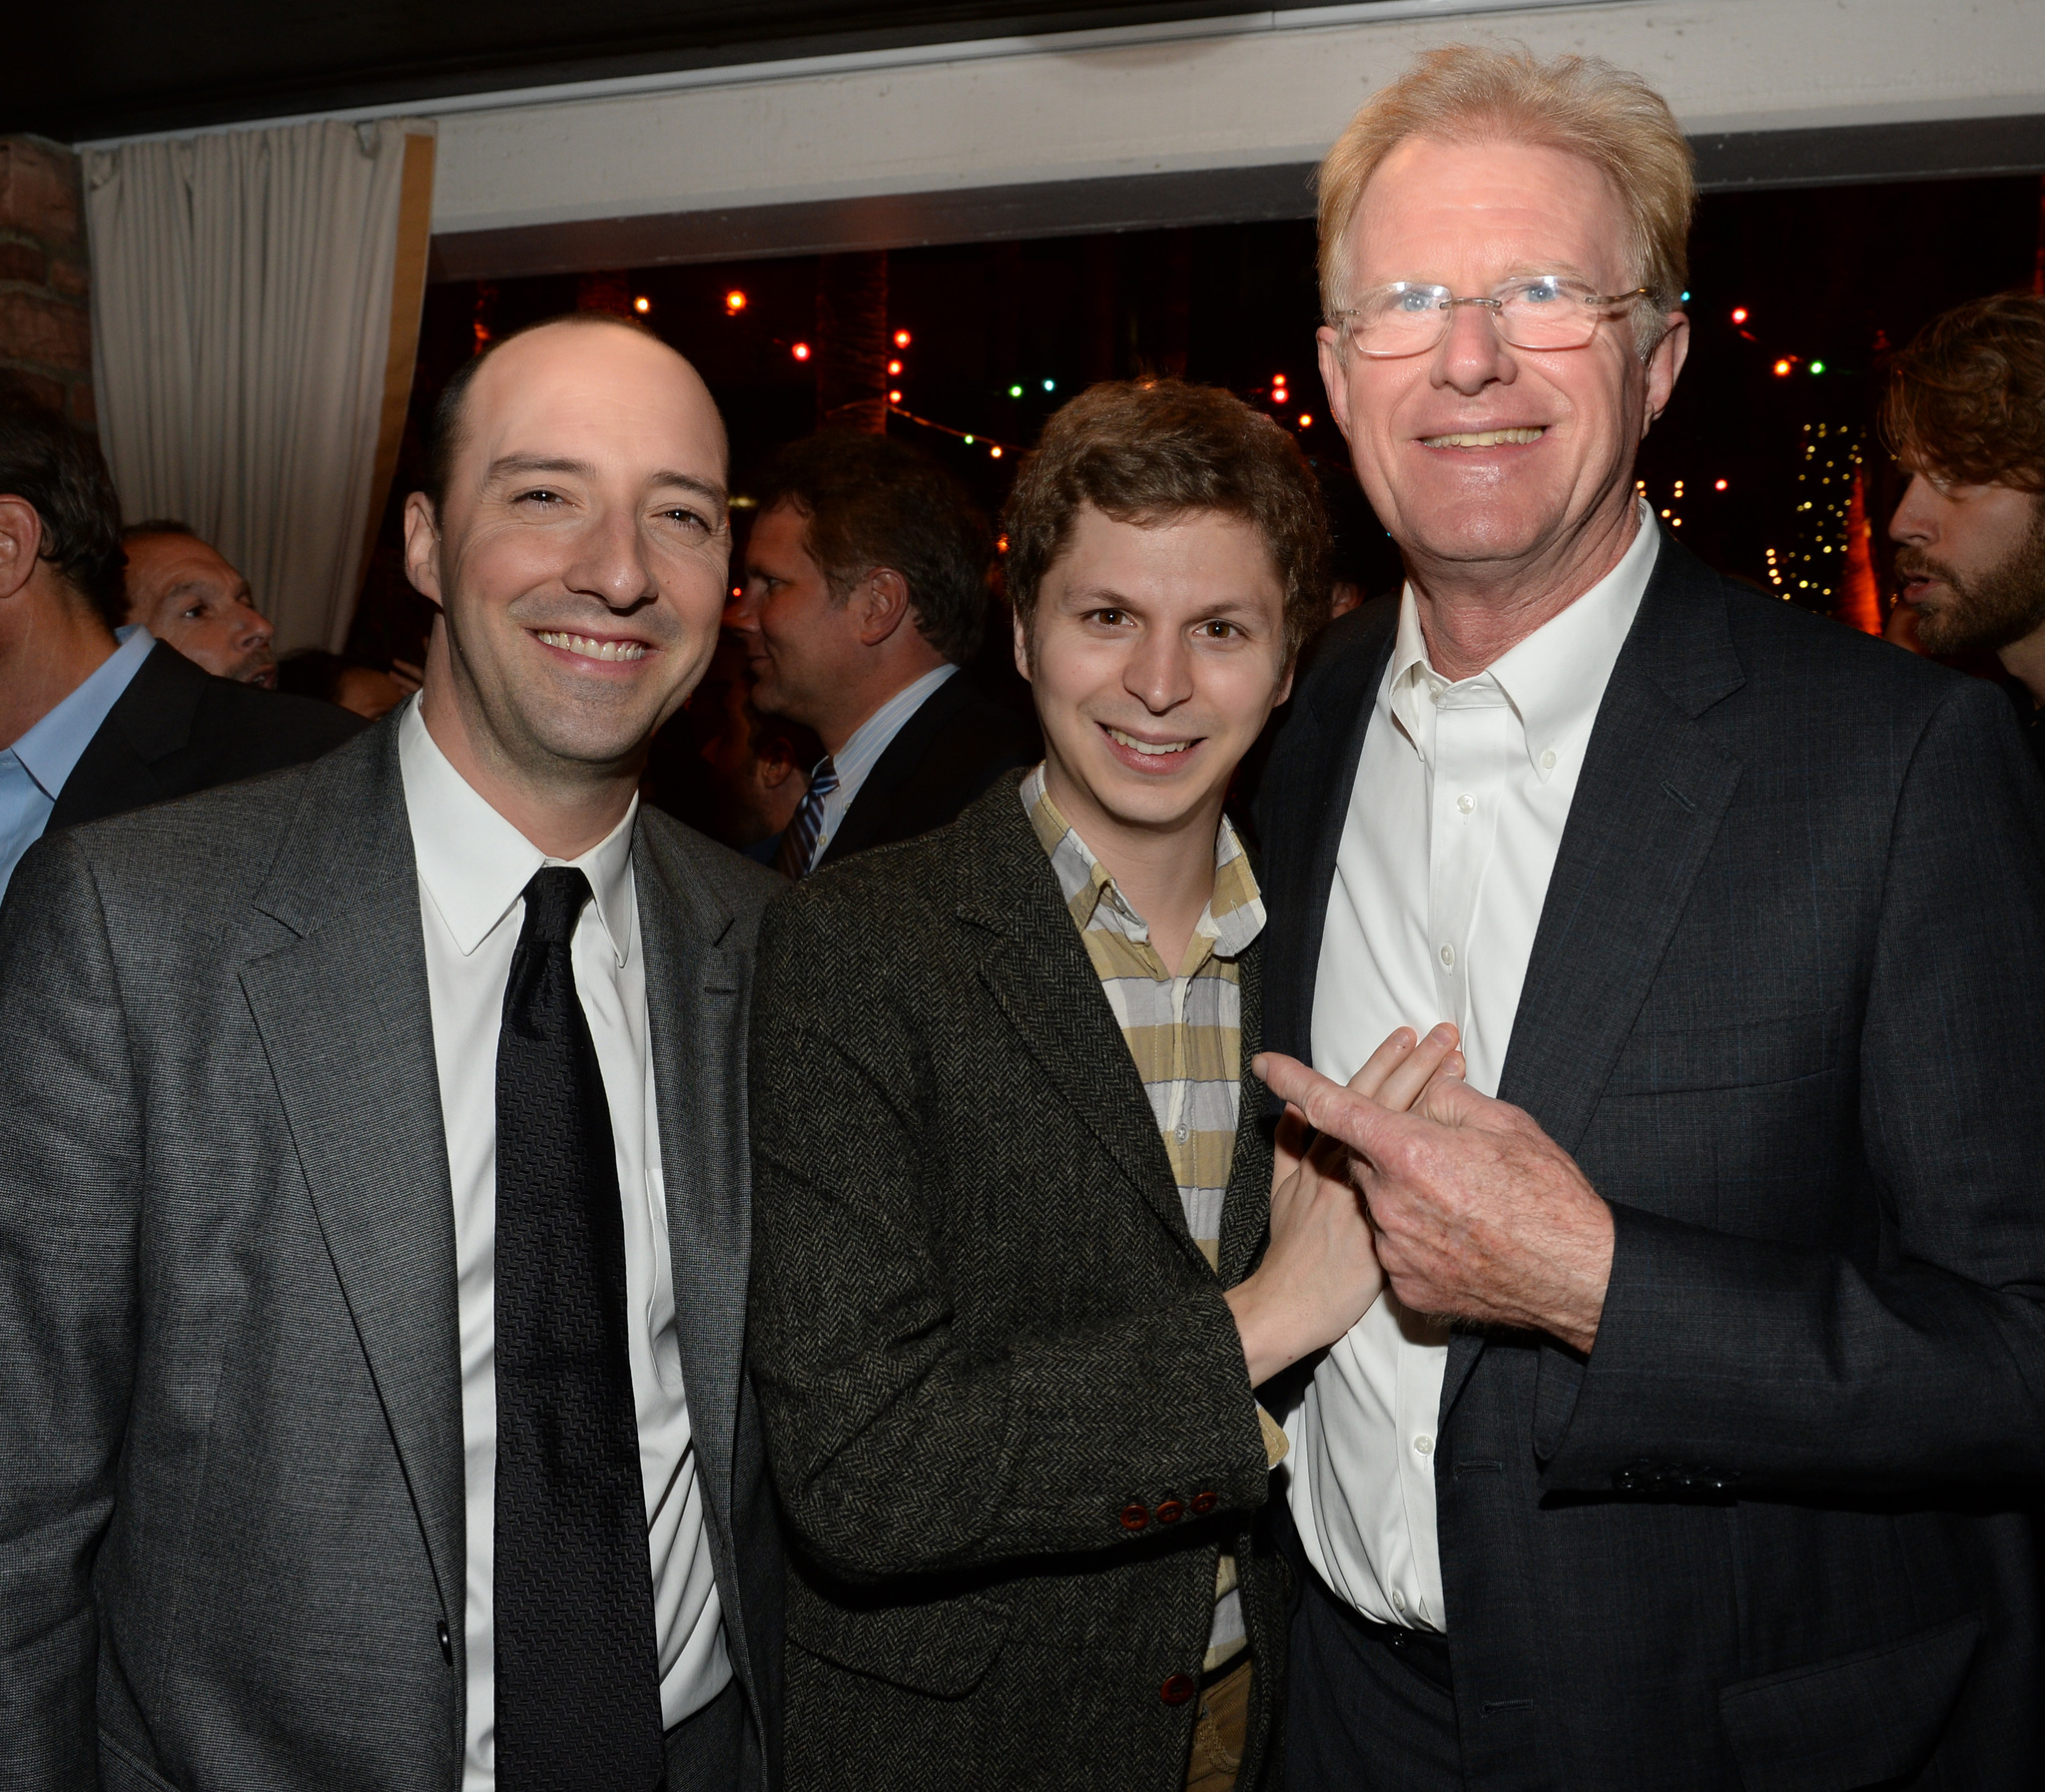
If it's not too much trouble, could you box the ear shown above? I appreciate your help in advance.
[851,566,914,648]
[0,494,46,603]
[403,491,445,606]
[1317,325,1356,447]
[756,741,799,792]
[1012,604,1033,685]
[1642,309,1691,434]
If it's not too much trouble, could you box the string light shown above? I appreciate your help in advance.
[791,342,812,361]
[894,329,913,348]
[1042,378,1055,392]
[1298,413,1313,428]
[888,359,903,376]
[889,389,903,404]
[723,290,746,314]
[1731,307,1749,324]
[888,402,1022,458]
[1773,358,1793,377]
[1715,478,1728,490]
[633,297,652,314]
[991,445,1003,458]
[1008,384,1023,398]
[1809,360,1826,375]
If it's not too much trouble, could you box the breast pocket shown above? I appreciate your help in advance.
[1604,1007,1840,1097]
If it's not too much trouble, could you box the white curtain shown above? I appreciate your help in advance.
[85,119,432,652]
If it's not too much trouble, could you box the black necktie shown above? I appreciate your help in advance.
[493,867,666,1792]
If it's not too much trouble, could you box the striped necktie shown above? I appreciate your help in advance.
[773,755,839,880]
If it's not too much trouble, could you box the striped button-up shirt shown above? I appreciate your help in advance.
[1022,765,1271,1669]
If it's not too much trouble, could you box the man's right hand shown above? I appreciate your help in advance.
[1225,1024,1462,1389]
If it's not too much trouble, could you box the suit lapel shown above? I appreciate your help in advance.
[1260,604,1398,1066]
[237,725,466,1621]
[957,794,1210,1274]
[48,643,205,829]
[1217,938,1272,1289]
[820,673,964,868]
[1442,540,1747,1416]
[635,828,747,1521]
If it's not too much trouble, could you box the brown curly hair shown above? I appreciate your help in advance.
[1003,378,1332,662]
[1882,292,2045,493]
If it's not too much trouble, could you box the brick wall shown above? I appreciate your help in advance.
[0,137,93,429]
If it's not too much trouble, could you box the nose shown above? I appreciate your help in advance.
[724,579,761,635]
[238,603,274,650]
[1888,472,1936,546]
[564,504,659,611]
[1432,299,1513,397]
[1124,624,1195,716]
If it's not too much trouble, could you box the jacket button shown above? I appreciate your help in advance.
[1190,1492,1217,1515]
[1154,1499,1184,1524]
[1119,1502,1150,1530]
[1159,1673,1197,1706]
[437,1619,453,1665]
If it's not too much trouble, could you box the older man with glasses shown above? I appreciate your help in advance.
[1251,45,2045,1792]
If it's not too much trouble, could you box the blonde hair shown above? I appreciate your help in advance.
[1316,44,1695,356]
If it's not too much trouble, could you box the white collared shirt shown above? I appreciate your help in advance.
[397,699,730,1788]
[1284,505,1660,1632]
[812,661,958,860]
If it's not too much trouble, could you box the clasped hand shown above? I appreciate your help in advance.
[1253,1046,1615,1358]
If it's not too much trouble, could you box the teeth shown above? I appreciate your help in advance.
[1108,727,1193,757]
[537,631,647,662]
[1420,427,1545,448]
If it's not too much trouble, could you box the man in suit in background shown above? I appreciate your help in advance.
[0,311,783,1790]
[122,518,281,687]
[0,386,361,902]
[726,430,1036,877]
[1253,45,2045,1790]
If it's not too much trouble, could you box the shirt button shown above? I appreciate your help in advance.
[1456,793,1475,814]
[1439,944,1455,967]
[1160,1673,1197,1706]
[1414,1435,1435,1457]
[1540,749,1558,771]
[1391,1589,1407,1613]
[1174,1122,1189,1143]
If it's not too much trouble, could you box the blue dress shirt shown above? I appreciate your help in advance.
[0,625,155,903]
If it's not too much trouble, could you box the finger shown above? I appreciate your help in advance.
[1416,1065,1491,1128]
[1372,1023,1460,1115]
[1419,1052,1465,1103]
[1274,1102,1310,1180]
[1344,1027,1418,1101]
[1254,1052,1401,1161]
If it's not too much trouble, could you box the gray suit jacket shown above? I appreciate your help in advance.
[0,719,784,1792]
[1257,534,2045,1790]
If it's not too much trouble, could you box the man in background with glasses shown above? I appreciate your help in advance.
[1252,44,2045,1791]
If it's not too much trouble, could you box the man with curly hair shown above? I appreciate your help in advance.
[1886,291,2045,771]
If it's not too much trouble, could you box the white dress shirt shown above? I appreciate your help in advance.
[397,699,730,1789]
[812,660,958,860]
[1284,505,1660,1632]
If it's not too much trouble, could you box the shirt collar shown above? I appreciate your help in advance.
[1387,499,1659,783]
[829,662,959,794]
[397,695,638,965]
[1020,763,1265,959]
[8,625,154,801]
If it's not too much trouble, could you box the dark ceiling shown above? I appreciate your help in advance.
[21,0,1352,144]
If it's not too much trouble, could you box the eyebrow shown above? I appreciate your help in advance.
[484,455,728,507]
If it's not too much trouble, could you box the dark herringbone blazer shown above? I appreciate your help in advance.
[1258,533,2045,1790]
[750,775,1286,1792]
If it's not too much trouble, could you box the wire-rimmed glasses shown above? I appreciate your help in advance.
[1326,276,1654,358]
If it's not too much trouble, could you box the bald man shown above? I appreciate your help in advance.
[0,314,784,1792]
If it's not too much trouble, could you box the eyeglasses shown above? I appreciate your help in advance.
[1327,277,1654,359]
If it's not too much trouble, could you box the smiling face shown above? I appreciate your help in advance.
[403,320,730,791]
[1889,470,2045,658]
[1318,135,1687,595]
[123,532,277,686]
[1019,504,1292,849]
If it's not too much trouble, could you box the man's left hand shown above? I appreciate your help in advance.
[1252,1052,1615,1353]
